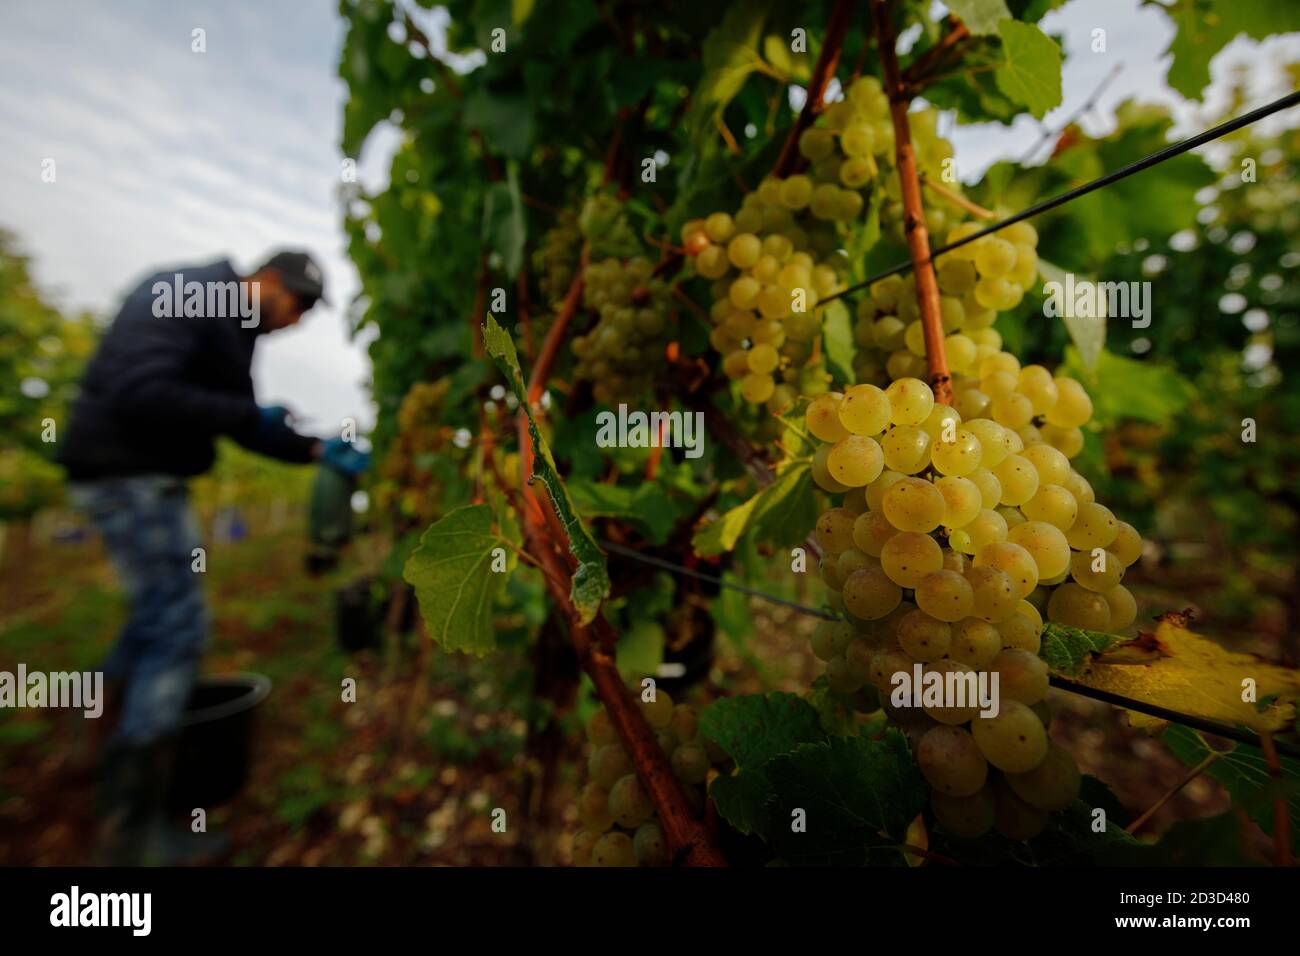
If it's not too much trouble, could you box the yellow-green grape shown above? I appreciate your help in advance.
[938,296,966,332]
[825,654,866,694]
[883,477,947,533]
[1006,521,1072,580]
[935,475,982,529]
[573,829,598,866]
[977,351,1019,378]
[827,435,885,487]
[1040,423,1084,458]
[993,454,1040,506]
[953,387,991,420]
[961,509,1009,555]
[922,658,982,723]
[1065,501,1119,550]
[746,342,780,374]
[949,617,1003,668]
[975,541,1039,599]
[727,233,762,269]
[1017,598,1043,633]
[872,316,907,350]
[853,509,898,557]
[670,704,699,745]
[991,648,1050,705]
[1070,548,1124,592]
[1016,364,1058,415]
[578,782,614,831]
[990,392,1034,430]
[997,612,1041,654]
[695,243,731,279]
[586,708,617,746]
[937,257,977,293]
[881,532,944,589]
[845,638,876,684]
[965,565,1019,623]
[799,127,836,161]
[943,550,969,573]
[820,554,845,590]
[671,742,710,784]
[1063,470,1095,505]
[593,830,636,867]
[806,391,850,443]
[971,699,1048,772]
[982,370,1018,400]
[1046,377,1093,428]
[1110,521,1143,566]
[967,467,1003,509]
[1047,582,1113,630]
[704,212,734,242]
[839,383,893,435]
[740,373,776,403]
[896,608,952,661]
[589,742,633,787]
[609,773,655,828]
[810,622,840,661]
[917,725,988,797]
[868,645,913,694]
[880,424,933,474]
[1105,584,1137,630]
[930,783,995,838]
[865,470,907,512]
[946,334,978,374]
[1020,444,1071,486]
[903,320,927,357]
[811,443,851,493]
[885,377,935,425]
[632,822,669,866]
[915,569,975,622]
[1005,743,1081,812]
[1020,484,1079,531]
[779,174,814,209]
[920,403,963,442]
[842,567,903,620]
[974,237,1017,277]
[887,349,928,380]
[640,688,674,728]
[837,548,877,584]
[815,506,859,555]
[992,776,1048,841]
[767,383,798,416]
[931,427,984,477]
[999,505,1027,529]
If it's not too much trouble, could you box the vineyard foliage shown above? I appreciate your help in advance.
[336,0,1300,865]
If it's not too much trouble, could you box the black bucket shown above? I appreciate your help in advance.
[335,576,380,652]
[168,673,271,813]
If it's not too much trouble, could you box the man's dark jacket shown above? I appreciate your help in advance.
[59,259,317,480]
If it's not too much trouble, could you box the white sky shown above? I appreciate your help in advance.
[0,0,1296,437]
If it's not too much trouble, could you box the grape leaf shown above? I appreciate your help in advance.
[402,504,517,655]
[1072,617,1300,733]
[692,460,816,557]
[994,20,1062,120]
[482,314,610,623]
[684,1,774,145]
[1037,259,1106,371]
[1163,0,1278,100]
[820,300,856,386]
[465,89,533,160]
[945,0,1011,35]
[564,478,682,545]
[1062,346,1196,427]
[763,731,927,865]
[481,162,526,277]
[1040,622,1120,676]
[700,692,826,836]
[1162,724,1300,854]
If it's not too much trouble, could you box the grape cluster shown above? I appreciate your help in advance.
[571,690,727,866]
[373,379,458,524]
[533,213,581,306]
[804,375,1142,839]
[578,194,642,259]
[571,256,674,404]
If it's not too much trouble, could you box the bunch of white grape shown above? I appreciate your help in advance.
[871,107,968,243]
[571,256,674,404]
[570,690,726,866]
[804,375,1142,839]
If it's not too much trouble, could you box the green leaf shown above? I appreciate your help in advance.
[1037,258,1105,371]
[482,162,526,277]
[482,314,610,623]
[1062,346,1196,427]
[565,478,681,546]
[821,300,856,386]
[1040,622,1120,675]
[1162,724,1300,854]
[763,731,927,865]
[685,2,774,145]
[994,20,1062,119]
[692,461,816,557]
[1163,0,1278,100]
[945,0,1011,35]
[701,692,827,836]
[402,504,516,655]
[464,89,533,160]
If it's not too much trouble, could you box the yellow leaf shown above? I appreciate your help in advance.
[1074,615,1300,733]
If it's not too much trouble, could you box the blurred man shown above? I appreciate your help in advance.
[58,251,369,865]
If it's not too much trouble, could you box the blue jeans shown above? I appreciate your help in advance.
[70,476,208,746]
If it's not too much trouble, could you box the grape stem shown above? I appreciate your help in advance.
[872,0,953,405]
[1124,751,1220,836]
[918,172,995,221]
[1258,733,1293,867]
[772,0,857,177]
[899,16,970,92]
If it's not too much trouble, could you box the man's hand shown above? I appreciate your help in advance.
[320,437,370,477]
[253,404,301,450]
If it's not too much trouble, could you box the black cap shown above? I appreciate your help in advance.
[260,251,328,306]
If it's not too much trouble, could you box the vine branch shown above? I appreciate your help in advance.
[773,0,857,177]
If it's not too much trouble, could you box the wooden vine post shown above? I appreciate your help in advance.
[872,0,953,404]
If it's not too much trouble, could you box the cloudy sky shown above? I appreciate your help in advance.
[0,1,1296,436]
